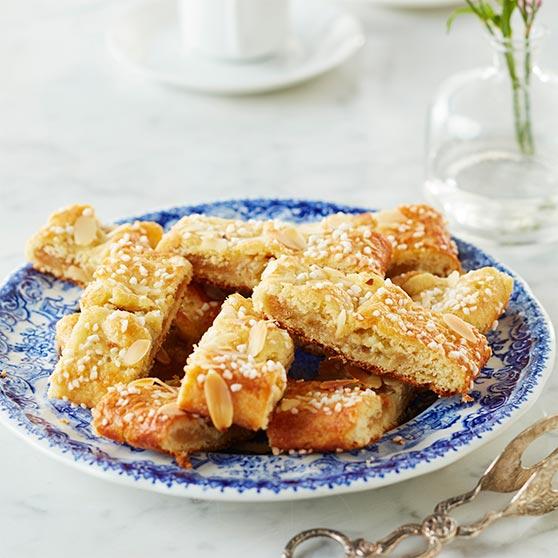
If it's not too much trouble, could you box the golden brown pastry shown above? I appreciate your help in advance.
[92,378,250,468]
[297,212,392,276]
[178,294,294,431]
[48,244,192,407]
[174,283,223,345]
[393,267,514,334]
[267,379,411,453]
[157,213,392,292]
[54,313,79,354]
[26,204,163,285]
[375,204,461,277]
[157,215,297,291]
[55,285,220,386]
[252,256,491,396]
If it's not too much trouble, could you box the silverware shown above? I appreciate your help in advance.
[283,414,558,558]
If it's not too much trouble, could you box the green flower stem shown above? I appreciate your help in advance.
[503,50,524,153]
[522,38,535,155]
[450,0,538,157]
[503,45,534,156]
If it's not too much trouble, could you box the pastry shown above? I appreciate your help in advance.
[26,204,163,285]
[178,293,294,431]
[174,283,223,345]
[49,307,162,407]
[393,267,514,334]
[157,213,392,291]
[252,256,491,396]
[92,378,250,467]
[267,378,410,453]
[375,204,461,277]
[48,244,192,407]
[56,284,219,385]
[297,212,392,276]
[54,313,79,354]
[157,215,293,291]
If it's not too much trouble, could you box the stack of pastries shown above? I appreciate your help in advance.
[26,203,514,466]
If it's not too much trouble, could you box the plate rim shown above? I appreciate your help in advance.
[0,198,555,502]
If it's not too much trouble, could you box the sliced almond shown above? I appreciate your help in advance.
[335,309,347,338]
[280,398,300,412]
[122,339,152,366]
[248,320,267,357]
[128,377,173,390]
[323,213,352,228]
[364,375,383,389]
[74,215,98,246]
[155,347,172,365]
[447,270,460,288]
[443,313,477,342]
[204,370,233,431]
[375,208,405,228]
[346,365,383,389]
[274,227,307,251]
[157,401,187,417]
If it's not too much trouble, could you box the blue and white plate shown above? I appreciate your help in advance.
[0,199,554,501]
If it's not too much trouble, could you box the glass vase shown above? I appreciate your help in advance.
[424,28,558,245]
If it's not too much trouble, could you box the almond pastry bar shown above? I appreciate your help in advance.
[178,293,294,431]
[55,317,192,385]
[48,244,192,407]
[49,307,163,407]
[393,267,514,334]
[174,283,223,346]
[252,256,491,396]
[157,215,295,291]
[79,243,192,315]
[92,379,250,467]
[55,313,79,354]
[267,378,410,453]
[27,204,221,348]
[55,285,219,385]
[157,213,392,291]
[297,212,392,276]
[26,204,163,285]
[374,204,461,277]
[145,283,223,381]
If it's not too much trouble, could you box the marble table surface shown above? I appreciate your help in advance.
[1,1,558,557]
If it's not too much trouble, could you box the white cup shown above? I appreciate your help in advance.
[179,0,289,62]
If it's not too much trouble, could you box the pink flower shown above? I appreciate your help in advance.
[518,0,542,11]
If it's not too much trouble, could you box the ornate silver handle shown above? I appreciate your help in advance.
[283,415,558,558]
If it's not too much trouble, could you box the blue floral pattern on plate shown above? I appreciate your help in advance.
[0,199,555,501]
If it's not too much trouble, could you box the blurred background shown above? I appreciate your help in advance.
[2,1,555,226]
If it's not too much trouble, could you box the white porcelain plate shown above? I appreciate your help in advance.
[0,199,555,502]
[107,0,366,95]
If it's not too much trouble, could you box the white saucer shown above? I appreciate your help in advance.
[107,0,366,95]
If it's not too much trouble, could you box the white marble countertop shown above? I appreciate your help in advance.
[1,1,558,557]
